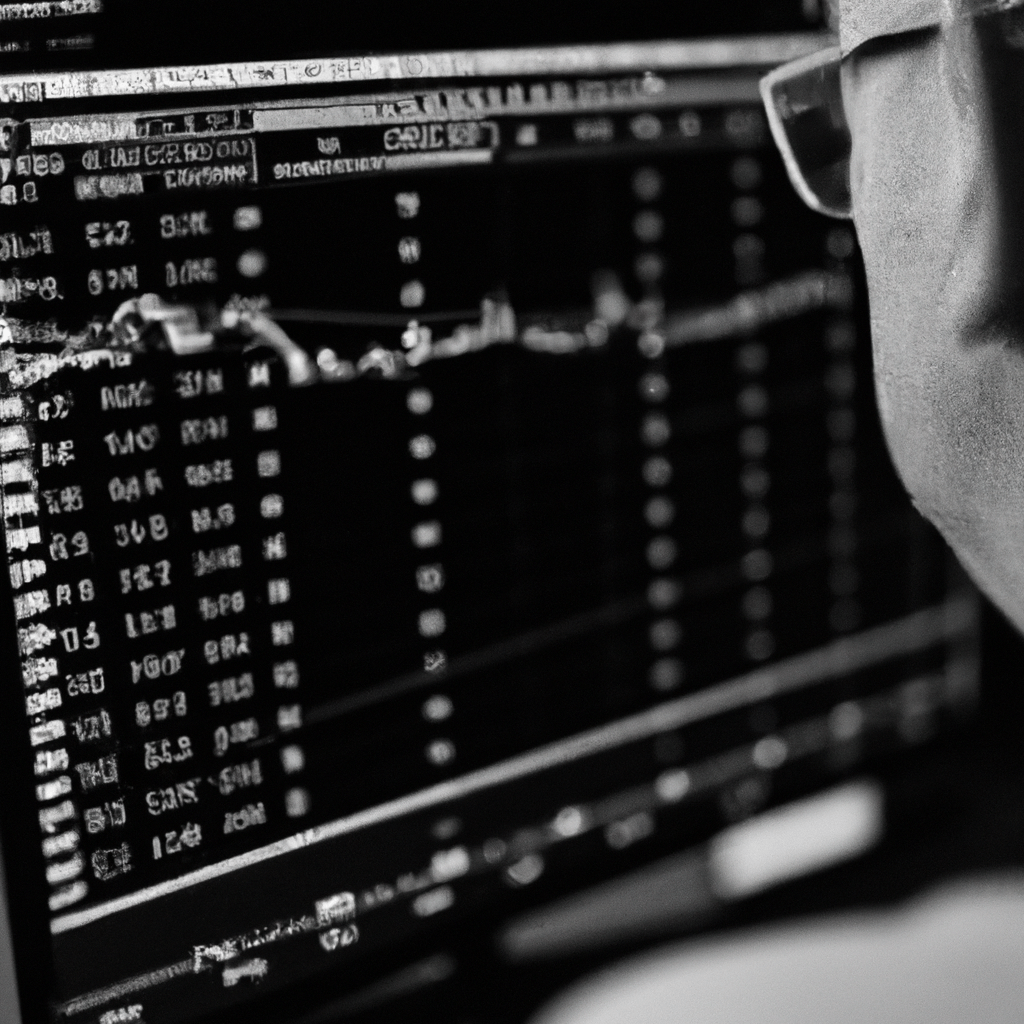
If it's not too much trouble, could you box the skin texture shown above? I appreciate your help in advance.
[841,15,1024,633]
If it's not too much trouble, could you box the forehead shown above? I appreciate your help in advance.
[839,0,1024,54]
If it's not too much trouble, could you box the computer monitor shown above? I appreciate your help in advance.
[0,5,980,1022]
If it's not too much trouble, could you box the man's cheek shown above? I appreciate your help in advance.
[841,26,1024,631]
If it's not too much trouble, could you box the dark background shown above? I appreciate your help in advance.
[1,1,825,73]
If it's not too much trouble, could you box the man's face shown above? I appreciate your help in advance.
[839,12,1024,632]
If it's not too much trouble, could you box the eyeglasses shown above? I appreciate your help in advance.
[761,0,1024,220]
[759,46,851,220]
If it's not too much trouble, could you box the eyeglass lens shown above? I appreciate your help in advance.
[760,48,852,219]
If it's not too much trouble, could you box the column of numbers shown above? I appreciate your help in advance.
[248,362,307,819]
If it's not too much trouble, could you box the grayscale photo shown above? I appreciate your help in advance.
[0,2,1021,1022]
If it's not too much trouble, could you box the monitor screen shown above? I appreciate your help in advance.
[0,7,979,1023]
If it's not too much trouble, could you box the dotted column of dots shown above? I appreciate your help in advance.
[233,203,268,295]
[824,227,860,634]
[632,163,667,302]
[408,394,454,767]
[634,165,684,693]
[397,189,455,767]
[247,369,308,820]
[396,189,425,312]
[731,155,775,663]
